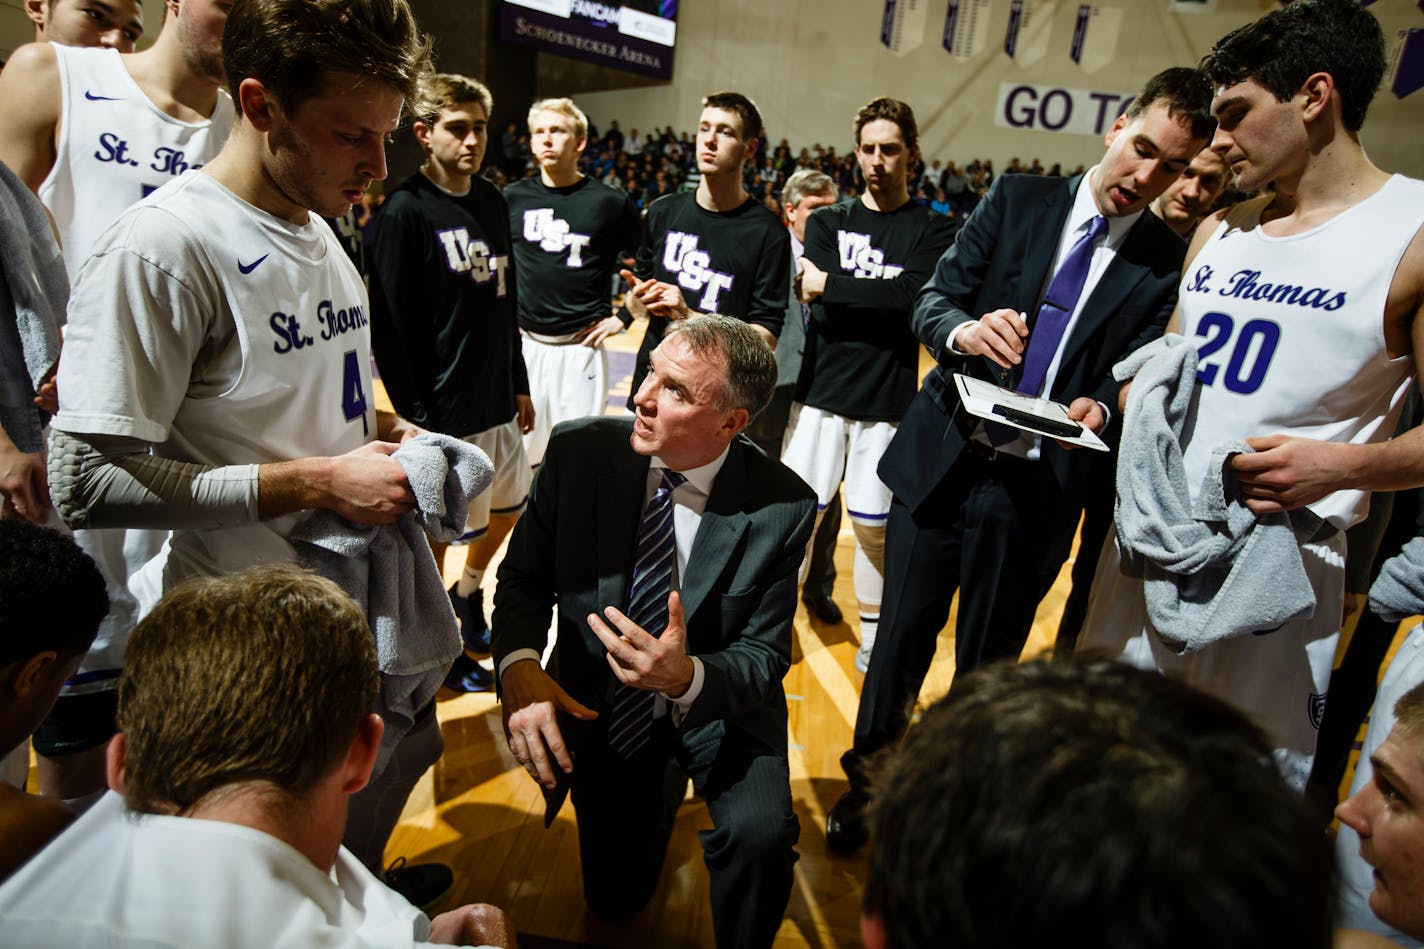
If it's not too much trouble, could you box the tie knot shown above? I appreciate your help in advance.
[1084,215,1107,242]
[660,469,686,492]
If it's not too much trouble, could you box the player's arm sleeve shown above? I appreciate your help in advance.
[912,178,1006,365]
[49,429,258,529]
[816,213,959,315]
[366,202,435,424]
[0,44,62,193]
[743,223,789,338]
[616,206,659,328]
[677,489,815,731]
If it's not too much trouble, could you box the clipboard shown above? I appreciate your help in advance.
[953,373,1109,452]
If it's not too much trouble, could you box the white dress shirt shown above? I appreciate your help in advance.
[953,165,1143,459]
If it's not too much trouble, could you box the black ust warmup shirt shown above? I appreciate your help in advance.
[368,171,529,437]
[621,191,790,404]
[504,175,641,336]
[797,198,957,422]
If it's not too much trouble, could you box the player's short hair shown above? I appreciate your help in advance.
[117,565,379,816]
[783,169,837,210]
[424,73,493,124]
[0,520,107,666]
[701,91,763,144]
[864,657,1333,949]
[1393,681,1424,752]
[665,314,776,419]
[854,97,918,153]
[527,97,588,141]
[1200,0,1384,133]
[1125,66,1217,142]
[223,0,434,120]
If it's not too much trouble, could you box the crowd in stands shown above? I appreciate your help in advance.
[483,116,1088,222]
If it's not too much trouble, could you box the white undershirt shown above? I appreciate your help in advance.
[497,446,731,717]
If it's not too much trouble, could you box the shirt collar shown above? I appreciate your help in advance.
[1077,164,1143,245]
[651,444,730,497]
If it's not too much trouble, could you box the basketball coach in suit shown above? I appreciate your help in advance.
[492,314,815,949]
[826,67,1217,853]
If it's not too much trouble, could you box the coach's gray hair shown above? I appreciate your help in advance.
[664,315,776,419]
[783,169,837,210]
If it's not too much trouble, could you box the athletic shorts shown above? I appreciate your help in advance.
[522,329,609,467]
[33,687,118,757]
[1077,529,1344,792]
[780,403,895,525]
[454,417,531,544]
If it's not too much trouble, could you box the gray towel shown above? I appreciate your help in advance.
[1369,537,1424,622]
[1113,334,1318,654]
[0,161,67,453]
[290,433,493,772]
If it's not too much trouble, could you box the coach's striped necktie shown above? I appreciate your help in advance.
[606,468,686,759]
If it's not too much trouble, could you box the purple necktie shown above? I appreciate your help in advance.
[606,468,686,759]
[988,214,1107,445]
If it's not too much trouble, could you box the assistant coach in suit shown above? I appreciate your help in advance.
[492,315,815,949]
[825,68,1217,853]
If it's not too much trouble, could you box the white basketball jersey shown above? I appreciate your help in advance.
[1176,175,1424,530]
[38,44,235,281]
[56,172,374,586]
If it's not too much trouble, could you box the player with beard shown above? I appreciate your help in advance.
[504,97,640,469]
[368,74,533,694]
[781,97,955,674]
[0,0,234,813]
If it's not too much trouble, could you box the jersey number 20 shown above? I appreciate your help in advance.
[1194,312,1281,395]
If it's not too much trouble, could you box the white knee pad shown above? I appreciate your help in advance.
[850,520,885,607]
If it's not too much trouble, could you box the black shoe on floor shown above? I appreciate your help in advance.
[443,652,495,693]
[448,583,491,656]
[802,591,844,625]
[384,857,454,913]
[825,789,869,855]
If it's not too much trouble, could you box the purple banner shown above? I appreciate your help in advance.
[881,0,897,48]
[1005,0,1024,57]
[1394,28,1424,99]
[498,3,676,81]
[943,0,960,51]
[1070,5,1091,63]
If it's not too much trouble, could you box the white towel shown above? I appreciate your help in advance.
[291,433,493,773]
[1113,334,1317,654]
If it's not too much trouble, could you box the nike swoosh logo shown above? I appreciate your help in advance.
[84,90,121,101]
[237,254,269,274]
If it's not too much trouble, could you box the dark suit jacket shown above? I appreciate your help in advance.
[879,173,1185,570]
[492,416,816,757]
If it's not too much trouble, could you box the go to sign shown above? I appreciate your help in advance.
[993,83,1134,137]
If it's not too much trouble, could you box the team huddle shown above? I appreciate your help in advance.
[1,0,1423,946]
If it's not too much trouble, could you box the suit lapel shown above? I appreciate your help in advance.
[596,451,650,612]
[680,441,750,625]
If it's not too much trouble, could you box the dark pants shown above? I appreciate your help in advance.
[748,385,839,600]
[571,721,798,949]
[843,452,1045,788]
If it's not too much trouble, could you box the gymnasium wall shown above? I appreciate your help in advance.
[562,0,1424,177]
[2,1,1419,176]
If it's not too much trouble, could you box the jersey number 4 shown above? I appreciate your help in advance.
[342,350,370,435]
[1194,312,1281,395]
